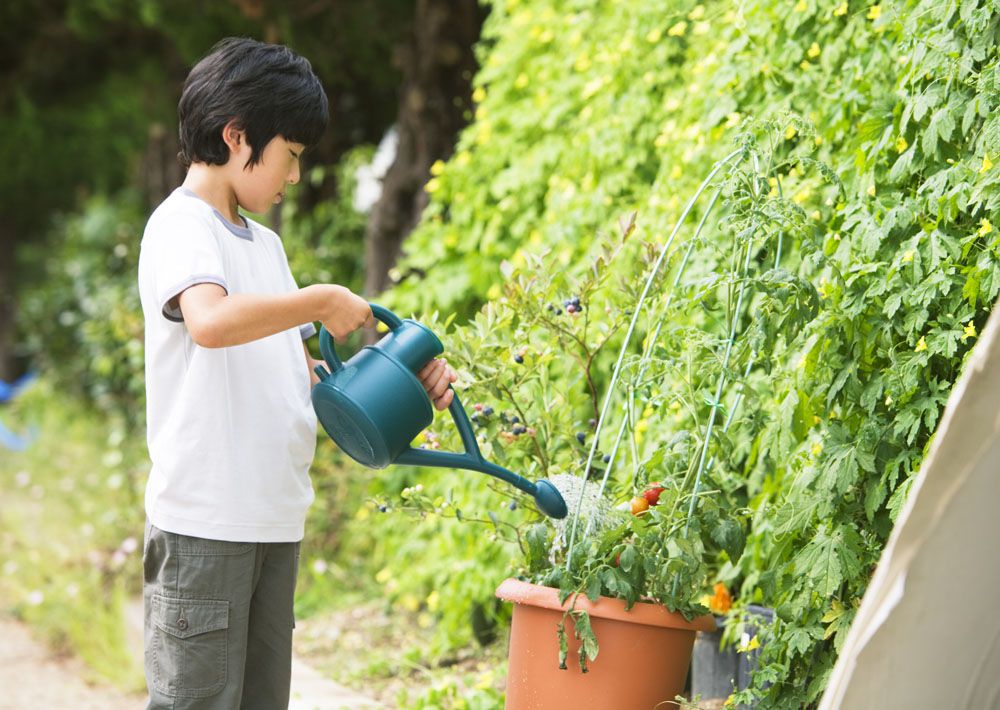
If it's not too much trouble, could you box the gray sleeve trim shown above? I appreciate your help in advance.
[299,323,317,340]
[159,275,229,322]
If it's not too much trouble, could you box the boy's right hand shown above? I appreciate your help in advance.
[313,284,374,339]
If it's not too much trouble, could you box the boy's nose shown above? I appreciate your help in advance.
[287,163,300,185]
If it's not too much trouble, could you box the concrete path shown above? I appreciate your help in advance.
[0,608,382,710]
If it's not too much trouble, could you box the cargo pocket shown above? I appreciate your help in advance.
[151,594,229,699]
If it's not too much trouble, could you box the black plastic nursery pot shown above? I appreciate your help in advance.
[691,604,774,707]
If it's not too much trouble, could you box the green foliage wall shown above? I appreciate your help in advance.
[356,0,999,706]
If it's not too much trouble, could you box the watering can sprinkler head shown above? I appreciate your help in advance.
[531,479,568,519]
[311,304,568,519]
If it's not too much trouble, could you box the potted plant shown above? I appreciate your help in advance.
[394,132,819,707]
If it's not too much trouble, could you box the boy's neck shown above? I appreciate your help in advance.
[182,163,242,226]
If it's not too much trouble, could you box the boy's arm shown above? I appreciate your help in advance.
[177,282,373,349]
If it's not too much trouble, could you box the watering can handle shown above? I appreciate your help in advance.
[317,303,403,375]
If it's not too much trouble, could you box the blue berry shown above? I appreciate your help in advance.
[514,354,524,364]
[508,501,518,510]
[483,406,494,416]
[576,432,586,444]
[602,454,611,463]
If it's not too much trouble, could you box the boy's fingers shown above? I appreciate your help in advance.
[433,388,454,411]
[426,364,451,398]
[418,358,445,383]
[416,359,438,380]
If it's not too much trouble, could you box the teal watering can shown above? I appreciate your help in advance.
[311,304,568,519]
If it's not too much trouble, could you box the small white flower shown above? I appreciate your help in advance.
[2,560,18,576]
[311,559,329,575]
[120,537,138,554]
[15,471,31,487]
[65,584,79,598]
[26,590,44,606]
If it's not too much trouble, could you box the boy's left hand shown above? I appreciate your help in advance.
[417,358,458,411]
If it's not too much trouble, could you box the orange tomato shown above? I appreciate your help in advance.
[630,496,650,515]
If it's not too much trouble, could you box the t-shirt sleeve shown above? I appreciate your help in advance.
[143,214,228,322]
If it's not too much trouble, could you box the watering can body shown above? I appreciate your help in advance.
[310,305,567,518]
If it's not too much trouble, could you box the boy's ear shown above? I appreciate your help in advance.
[221,120,245,154]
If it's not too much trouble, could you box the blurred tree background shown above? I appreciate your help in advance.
[1,0,484,387]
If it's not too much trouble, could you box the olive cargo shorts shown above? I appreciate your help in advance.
[143,523,301,709]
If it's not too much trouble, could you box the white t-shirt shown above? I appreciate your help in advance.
[138,187,317,542]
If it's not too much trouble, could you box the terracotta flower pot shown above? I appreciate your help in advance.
[496,578,716,710]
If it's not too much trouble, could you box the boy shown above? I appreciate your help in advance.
[137,37,455,709]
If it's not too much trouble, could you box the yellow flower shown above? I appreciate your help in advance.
[867,184,877,197]
[515,72,529,89]
[472,86,486,103]
[426,590,440,612]
[811,442,823,456]
[794,0,808,11]
[668,21,687,37]
[902,249,914,263]
[914,336,928,353]
[424,177,440,194]
[761,62,772,74]
[814,135,824,145]
[785,124,798,140]
[689,4,706,19]
[895,136,908,153]
[375,567,392,583]
[981,153,994,173]
[725,112,742,128]
[738,634,761,652]
[979,219,993,236]
[429,160,445,176]
[963,322,977,341]
[808,42,821,58]
[868,5,882,20]
[646,27,663,43]
[834,1,848,16]
[800,60,812,70]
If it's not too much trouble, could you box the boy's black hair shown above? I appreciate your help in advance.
[178,37,329,169]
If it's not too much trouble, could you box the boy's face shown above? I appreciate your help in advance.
[231,134,305,214]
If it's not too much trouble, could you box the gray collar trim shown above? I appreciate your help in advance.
[176,188,254,241]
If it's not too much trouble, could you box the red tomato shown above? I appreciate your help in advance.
[643,483,666,506]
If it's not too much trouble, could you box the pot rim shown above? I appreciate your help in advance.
[496,578,716,633]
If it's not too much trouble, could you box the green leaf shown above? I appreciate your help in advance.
[711,517,746,563]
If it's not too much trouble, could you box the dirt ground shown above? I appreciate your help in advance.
[0,615,144,710]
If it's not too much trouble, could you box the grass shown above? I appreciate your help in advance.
[0,381,146,690]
